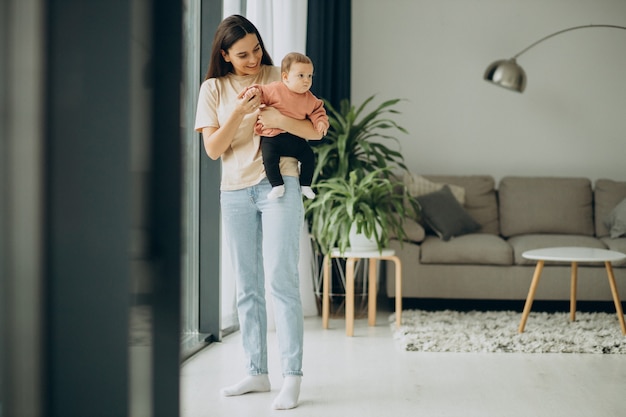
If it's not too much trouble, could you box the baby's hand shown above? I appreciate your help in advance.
[243,86,260,101]
[237,86,262,115]
[316,121,329,136]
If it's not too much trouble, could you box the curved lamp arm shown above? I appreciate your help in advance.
[484,24,626,92]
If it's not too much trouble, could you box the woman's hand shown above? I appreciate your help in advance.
[256,106,283,130]
[258,106,324,140]
[202,89,262,160]
[236,88,262,115]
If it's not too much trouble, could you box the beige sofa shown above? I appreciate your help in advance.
[386,175,626,302]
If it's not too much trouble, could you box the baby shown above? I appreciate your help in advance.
[243,52,329,200]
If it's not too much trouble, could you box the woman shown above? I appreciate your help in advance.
[194,15,323,410]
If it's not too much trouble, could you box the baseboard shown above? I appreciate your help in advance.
[390,297,621,313]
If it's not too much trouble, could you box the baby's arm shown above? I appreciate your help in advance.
[310,99,330,136]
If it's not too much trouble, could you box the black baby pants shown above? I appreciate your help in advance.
[261,132,315,187]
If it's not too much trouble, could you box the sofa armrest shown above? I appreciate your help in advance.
[390,215,426,243]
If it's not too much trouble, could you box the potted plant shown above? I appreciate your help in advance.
[306,168,417,255]
[303,95,419,316]
[311,95,409,184]
[306,95,418,254]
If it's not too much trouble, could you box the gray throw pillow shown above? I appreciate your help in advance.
[604,197,626,238]
[416,185,481,241]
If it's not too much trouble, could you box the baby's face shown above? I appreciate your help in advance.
[282,62,313,94]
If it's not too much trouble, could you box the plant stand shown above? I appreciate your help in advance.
[321,248,402,336]
[313,256,370,319]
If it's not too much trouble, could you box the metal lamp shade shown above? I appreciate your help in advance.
[483,58,527,92]
[484,25,626,93]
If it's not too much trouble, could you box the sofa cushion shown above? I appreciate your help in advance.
[594,179,626,238]
[604,198,626,238]
[416,186,481,241]
[389,214,426,243]
[507,234,607,266]
[599,237,626,267]
[499,176,594,237]
[425,175,499,235]
[404,172,465,204]
[420,234,512,265]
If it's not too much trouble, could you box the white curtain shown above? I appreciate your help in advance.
[222,0,241,18]
[220,0,317,332]
[246,0,308,60]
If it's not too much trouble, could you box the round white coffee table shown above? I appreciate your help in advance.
[520,247,626,335]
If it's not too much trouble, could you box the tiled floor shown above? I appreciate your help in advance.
[179,306,626,417]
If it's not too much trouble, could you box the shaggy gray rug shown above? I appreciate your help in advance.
[391,310,626,354]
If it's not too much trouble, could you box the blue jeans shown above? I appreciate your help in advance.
[221,176,304,377]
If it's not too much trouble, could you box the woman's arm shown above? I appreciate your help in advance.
[257,107,324,140]
[201,91,262,160]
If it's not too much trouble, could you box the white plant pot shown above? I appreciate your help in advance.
[348,222,381,252]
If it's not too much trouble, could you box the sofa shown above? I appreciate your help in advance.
[385,174,626,302]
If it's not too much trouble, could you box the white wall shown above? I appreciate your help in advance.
[352,0,626,183]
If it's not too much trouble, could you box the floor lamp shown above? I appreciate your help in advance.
[483,24,626,92]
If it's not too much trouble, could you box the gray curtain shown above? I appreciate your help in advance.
[306,0,351,111]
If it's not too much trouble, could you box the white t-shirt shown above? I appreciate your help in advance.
[194,65,299,190]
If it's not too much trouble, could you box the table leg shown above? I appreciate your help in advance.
[322,255,330,329]
[368,258,377,327]
[519,260,544,333]
[345,258,356,337]
[570,261,578,322]
[604,261,626,335]
[393,256,402,328]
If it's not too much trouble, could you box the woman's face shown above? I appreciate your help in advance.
[222,33,263,76]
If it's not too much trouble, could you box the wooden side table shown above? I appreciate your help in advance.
[519,246,626,335]
[322,248,402,336]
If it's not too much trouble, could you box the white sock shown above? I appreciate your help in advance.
[267,185,285,200]
[301,186,316,200]
[272,375,301,410]
[220,375,271,397]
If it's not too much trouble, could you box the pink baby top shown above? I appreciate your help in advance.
[251,81,329,137]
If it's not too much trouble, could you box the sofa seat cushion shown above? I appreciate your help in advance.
[420,234,512,265]
[499,176,594,237]
[508,234,607,266]
[594,179,626,238]
[599,237,626,267]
